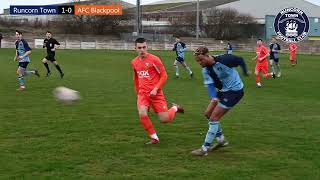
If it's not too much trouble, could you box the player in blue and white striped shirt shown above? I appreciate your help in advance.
[172,36,193,78]
[14,30,39,91]
[191,46,249,156]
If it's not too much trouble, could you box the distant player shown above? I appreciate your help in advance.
[226,42,233,54]
[191,47,248,156]
[269,37,281,77]
[172,36,193,78]
[252,39,275,88]
[42,31,64,78]
[14,30,39,91]
[132,38,184,144]
[289,42,298,66]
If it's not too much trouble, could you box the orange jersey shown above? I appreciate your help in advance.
[289,43,297,54]
[256,45,269,64]
[131,53,167,94]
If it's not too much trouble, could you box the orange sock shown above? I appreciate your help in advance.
[140,116,156,136]
[167,106,178,123]
[255,75,261,84]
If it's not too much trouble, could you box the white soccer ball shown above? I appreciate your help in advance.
[53,86,80,103]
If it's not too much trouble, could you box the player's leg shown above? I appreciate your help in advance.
[261,64,275,79]
[137,94,159,144]
[52,59,64,78]
[181,61,193,78]
[16,62,28,90]
[191,90,244,156]
[269,59,276,75]
[290,54,296,66]
[274,59,281,77]
[203,98,227,148]
[173,59,180,78]
[153,92,184,123]
[24,69,40,77]
[42,57,51,76]
[255,64,262,87]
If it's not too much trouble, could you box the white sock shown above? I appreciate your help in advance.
[186,66,192,74]
[216,135,225,143]
[257,82,262,86]
[151,133,159,140]
[174,65,179,76]
[172,106,178,112]
[201,145,208,152]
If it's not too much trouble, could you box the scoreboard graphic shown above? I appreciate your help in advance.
[10,5,122,15]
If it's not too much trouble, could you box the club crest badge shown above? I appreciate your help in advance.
[274,7,309,43]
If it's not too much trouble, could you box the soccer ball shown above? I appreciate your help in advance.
[53,86,80,103]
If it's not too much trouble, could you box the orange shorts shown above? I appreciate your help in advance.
[255,62,269,74]
[137,91,168,113]
[290,54,296,60]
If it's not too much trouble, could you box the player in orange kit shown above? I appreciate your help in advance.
[289,43,298,66]
[252,39,275,88]
[131,38,184,145]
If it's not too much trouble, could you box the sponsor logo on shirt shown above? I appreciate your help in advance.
[137,70,150,78]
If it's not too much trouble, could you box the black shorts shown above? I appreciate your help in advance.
[218,89,244,109]
[18,62,29,69]
[175,57,184,62]
[270,56,279,63]
[45,54,56,62]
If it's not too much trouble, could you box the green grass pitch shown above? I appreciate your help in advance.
[0,48,319,179]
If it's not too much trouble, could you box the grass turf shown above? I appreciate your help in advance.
[0,48,319,179]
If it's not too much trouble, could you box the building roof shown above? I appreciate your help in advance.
[137,0,236,13]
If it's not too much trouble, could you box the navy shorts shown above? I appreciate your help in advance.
[18,62,29,69]
[272,58,279,63]
[217,89,244,109]
[176,57,184,62]
[270,56,279,63]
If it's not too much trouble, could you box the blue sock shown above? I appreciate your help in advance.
[25,71,34,76]
[216,124,223,138]
[202,121,220,151]
[18,76,25,86]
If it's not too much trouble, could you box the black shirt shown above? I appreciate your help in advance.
[43,38,60,55]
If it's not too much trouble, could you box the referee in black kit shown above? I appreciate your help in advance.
[42,31,64,78]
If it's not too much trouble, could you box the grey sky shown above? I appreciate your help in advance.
[1,0,320,14]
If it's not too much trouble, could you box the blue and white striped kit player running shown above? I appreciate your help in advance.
[269,43,281,62]
[16,39,31,64]
[202,54,248,109]
[174,42,186,62]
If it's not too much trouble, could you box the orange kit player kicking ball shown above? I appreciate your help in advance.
[131,38,184,145]
[252,39,275,88]
[289,43,298,66]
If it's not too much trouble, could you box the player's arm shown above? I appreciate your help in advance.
[43,39,46,48]
[52,40,60,51]
[132,65,139,94]
[252,52,259,61]
[14,50,18,61]
[220,56,249,76]
[258,48,269,62]
[204,84,220,119]
[181,43,187,52]
[172,43,176,51]
[151,58,168,96]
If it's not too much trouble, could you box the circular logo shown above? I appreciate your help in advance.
[274,7,309,43]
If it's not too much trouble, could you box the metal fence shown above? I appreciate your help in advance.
[1,38,320,54]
